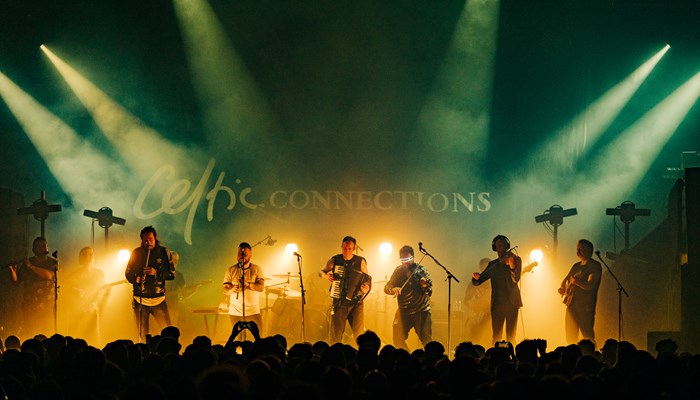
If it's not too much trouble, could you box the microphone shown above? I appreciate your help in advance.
[595,250,601,256]
[52,250,58,258]
[418,242,425,253]
[293,252,302,258]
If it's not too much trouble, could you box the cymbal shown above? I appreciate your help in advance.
[272,274,300,279]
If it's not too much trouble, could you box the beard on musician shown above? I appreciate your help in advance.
[222,242,265,340]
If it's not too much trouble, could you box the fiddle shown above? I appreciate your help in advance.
[473,246,520,282]
[496,246,518,262]
[392,264,430,296]
[408,265,431,289]
[494,247,520,269]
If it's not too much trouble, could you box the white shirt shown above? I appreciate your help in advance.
[223,263,264,316]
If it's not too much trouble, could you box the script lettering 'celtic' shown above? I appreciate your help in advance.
[133,159,258,244]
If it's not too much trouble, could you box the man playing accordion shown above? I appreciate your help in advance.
[320,236,371,343]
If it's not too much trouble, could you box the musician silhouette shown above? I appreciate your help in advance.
[472,235,522,345]
[557,239,602,344]
[383,245,432,350]
[320,236,371,343]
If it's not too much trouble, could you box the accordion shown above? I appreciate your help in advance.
[329,264,371,313]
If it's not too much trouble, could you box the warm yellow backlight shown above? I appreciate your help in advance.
[379,242,393,255]
[117,249,131,262]
[285,243,298,256]
[530,249,544,263]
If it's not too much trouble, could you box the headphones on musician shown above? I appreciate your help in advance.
[491,235,510,251]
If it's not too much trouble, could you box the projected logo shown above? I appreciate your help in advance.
[134,158,491,244]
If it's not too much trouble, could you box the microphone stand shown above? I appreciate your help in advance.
[295,253,306,343]
[240,262,247,341]
[420,245,460,355]
[52,251,59,335]
[596,252,629,341]
[226,261,262,346]
[139,246,151,343]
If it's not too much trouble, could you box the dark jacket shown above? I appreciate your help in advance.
[125,245,174,298]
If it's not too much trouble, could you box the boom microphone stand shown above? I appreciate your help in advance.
[596,251,628,340]
[52,251,59,334]
[418,242,460,355]
[294,252,306,343]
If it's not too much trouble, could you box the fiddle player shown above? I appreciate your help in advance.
[384,245,432,350]
[320,236,370,343]
[557,239,602,344]
[472,235,522,345]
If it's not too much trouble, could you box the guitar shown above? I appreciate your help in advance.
[522,261,538,274]
[104,279,129,288]
[177,279,212,300]
[560,272,581,306]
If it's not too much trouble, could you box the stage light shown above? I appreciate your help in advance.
[285,243,298,256]
[379,242,393,255]
[117,249,131,262]
[530,249,544,263]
